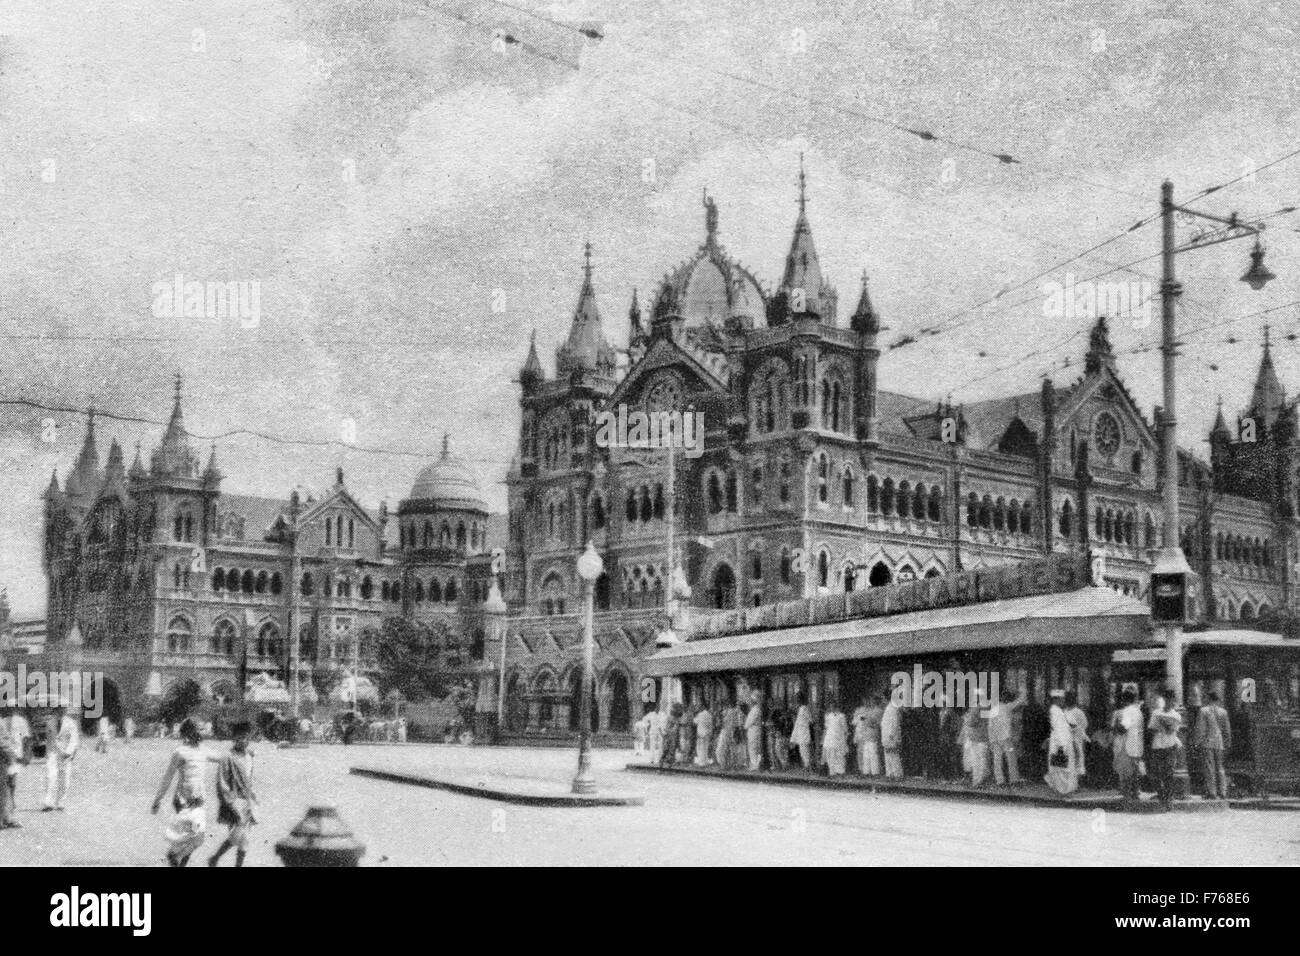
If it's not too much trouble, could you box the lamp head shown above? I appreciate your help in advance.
[576,540,604,582]
[1241,240,1276,291]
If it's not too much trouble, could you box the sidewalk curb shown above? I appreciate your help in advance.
[626,764,1289,812]
[350,766,645,807]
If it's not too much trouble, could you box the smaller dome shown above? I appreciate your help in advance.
[407,436,487,512]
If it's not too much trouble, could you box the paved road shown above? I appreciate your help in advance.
[3,740,1297,866]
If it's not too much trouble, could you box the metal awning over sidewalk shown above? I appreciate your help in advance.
[644,586,1153,677]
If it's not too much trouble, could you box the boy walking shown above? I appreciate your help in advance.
[209,721,257,867]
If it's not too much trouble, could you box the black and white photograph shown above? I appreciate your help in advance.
[0,0,1295,922]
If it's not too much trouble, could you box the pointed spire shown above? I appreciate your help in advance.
[628,287,646,346]
[45,469,62,500]
[104,438,125,482]
[128,441,146,479]
[152,374,197,478]
[780,156,826,318]
[67,408,101,497]
[1211,395,1231,440]
[850,271,880,335]
[1248,325,1285,427]
[204,443,221,481]
[557,242,615,375]
[520,328,544,387]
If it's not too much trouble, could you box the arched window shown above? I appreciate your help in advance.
[843,563,857,593]
[779,461,791,503]
[967,492,979,527]
[325,517,332,546]
[1007,499,1020,533]
[867,474,880,513]
[817,550,830,588]
[821,378,832,429]
[413,580,425,602]
[751,468,764,509]
[929,488,942,523]
[429,579,442,602]
[211,568,225,591]
[381,580,391,601]
[993,497,1006,531]
[979,495,992,529]
[360,576,373,599]
[912,483,926,520]
[712,565,736,609]
[348,518,355,548]
[1059,500,1074,538]
[1147,513,1158,548]
[653,485,665,520]
[212,619,237,657]
[445,579,458,603]
[391,582,402,602]
[592,495,606,530]
[301,572,314,596]
[255,570,268,594]
[1020,505,1033,536]
[626,489,638,522]
[241,569,254,593]
[440,522,452,547]
[258,622,281,660]
[843,468,855,508]
[456,522,467,548]
[725,471,738,513]
[270,572,283,595]
[780,548,792,584]
[868,562,892,588]
[639,486,653,523]
[750,550,763,580]
[166,616,192,654]
[882,478,896,515]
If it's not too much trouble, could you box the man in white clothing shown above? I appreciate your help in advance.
[43,705,80,811]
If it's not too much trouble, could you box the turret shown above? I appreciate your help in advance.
[520,330,544,392]
[555,242,617,378]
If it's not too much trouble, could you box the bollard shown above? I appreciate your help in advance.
[275,806,366,867]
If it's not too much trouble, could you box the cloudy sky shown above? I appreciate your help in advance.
[1,0,1298,615]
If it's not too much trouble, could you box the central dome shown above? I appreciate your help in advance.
[407,436,487,512]
[652,192,767,328]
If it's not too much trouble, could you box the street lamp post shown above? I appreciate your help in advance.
[1154,179,1275,707]
[572,541,604,795]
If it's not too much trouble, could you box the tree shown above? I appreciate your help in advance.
[373,616,458,702]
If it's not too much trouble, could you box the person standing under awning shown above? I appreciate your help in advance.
[1045,690,1078,795]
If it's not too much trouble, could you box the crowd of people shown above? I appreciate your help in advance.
[633,683,1231,810]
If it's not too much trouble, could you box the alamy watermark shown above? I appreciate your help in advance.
[592,405,705,458]
[0,665,105,718]
[890,665,1000,710]
[1042,273,1152,329]
[151,273,261,328]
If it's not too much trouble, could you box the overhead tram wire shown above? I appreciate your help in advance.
[0,398,518,467]
[417,0,1191,354]
[452,0,1156,202]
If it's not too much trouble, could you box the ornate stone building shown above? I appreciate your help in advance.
[492,172,1300,739]
[40,383,499,719]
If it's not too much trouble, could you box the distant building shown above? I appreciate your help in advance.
[40,380,501,720]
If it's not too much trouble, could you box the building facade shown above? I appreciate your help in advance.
[40,385,499,720]
[33,174,1300,740]
[492,172,1300,738]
